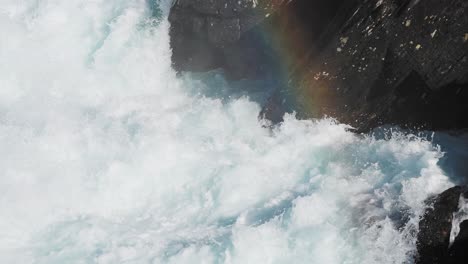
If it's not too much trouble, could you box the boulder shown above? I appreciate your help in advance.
[447,220,468,263]
[416,186,468,264]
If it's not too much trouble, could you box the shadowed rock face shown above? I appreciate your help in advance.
[448,220,468,263]
[169,0,468,131]
[294,0,468,131]
[169,0,349,79]
[416,186,468,264]
[169,0,287,77]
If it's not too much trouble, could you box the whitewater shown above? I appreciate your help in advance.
[0,0,461,263]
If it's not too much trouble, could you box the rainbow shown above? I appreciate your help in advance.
[249,0,357,120]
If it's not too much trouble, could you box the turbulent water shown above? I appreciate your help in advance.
[0,0,463,263]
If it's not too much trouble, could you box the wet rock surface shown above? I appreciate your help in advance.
[448,220,468,263]
[416,186,468,264]
[169,0,287,77]
[295,0,468,131]
[169,0,350,79]
[169,0,468,130]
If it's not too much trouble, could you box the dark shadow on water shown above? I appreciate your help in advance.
[181,69,279,107]
[180,68,300,127]
[370,126,468,184]
[432,132,468,185]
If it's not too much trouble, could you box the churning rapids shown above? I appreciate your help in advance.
[0,1,466,263]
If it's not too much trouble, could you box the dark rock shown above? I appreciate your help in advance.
[416,186,468,264]
[448,220,468,263]
[259,90,291,124]
[169,0,287,78]
[168,0,468,131]
[169,0,351,79]
[293,0,468,131]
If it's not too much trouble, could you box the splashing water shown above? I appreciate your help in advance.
[0,0,456,263]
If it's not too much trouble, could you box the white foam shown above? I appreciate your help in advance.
[0,0,455,263]
[450,195,468,245]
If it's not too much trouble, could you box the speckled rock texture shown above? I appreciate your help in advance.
[416,186,468,264]
[169,0,468,131]
[295,0,468,131]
